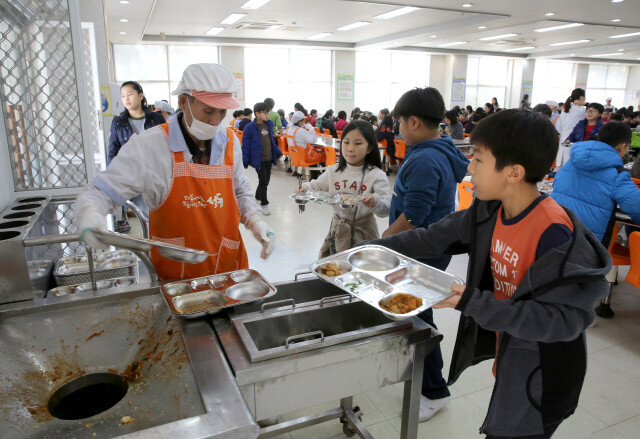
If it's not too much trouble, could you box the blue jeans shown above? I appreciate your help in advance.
[416,255,452,400]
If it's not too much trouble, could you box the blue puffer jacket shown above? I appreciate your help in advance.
[551,140,640,242]
[566,118,603,143]
[389,136,470,228]
[107,108,165,165]
[241,119,282,169]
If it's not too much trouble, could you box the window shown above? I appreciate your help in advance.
[531,60,577,107]
[355,51,429,112]
[587,64,628,109]
[244,47,332,115]
[466,56,510,110]
[113,44,219,109]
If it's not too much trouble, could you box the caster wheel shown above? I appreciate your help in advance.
[595,303,615,318]
[343,423,357,437]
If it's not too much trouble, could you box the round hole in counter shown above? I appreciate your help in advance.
[0,231,21,241]
[12,203,41,210]
[17,197,46,203]
[347,248,400,271]
[226,281,269,301]
[0,220,28,229]
[47,372,128,420]
[3,211,35,219]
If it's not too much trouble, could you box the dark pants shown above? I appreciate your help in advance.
[255,161,272,206]
[417,255,452,400]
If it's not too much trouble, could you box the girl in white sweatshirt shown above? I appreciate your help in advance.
[297,120,391,256]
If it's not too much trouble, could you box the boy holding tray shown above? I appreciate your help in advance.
[368,110,610,438]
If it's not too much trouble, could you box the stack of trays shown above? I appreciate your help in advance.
[54,250,138,286]
[162,269,277,318]
[311,245,463,320]
[47,276,137,297]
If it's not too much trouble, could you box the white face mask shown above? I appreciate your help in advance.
[185,98,218,141]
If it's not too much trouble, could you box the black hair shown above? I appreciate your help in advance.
[294,102,304,112]
[337,110,347,120]
[611,113,623,122]
[597,122,632,148]
[337,120,382,172]
[444,110,458,125]
[484,103,494,114]
[380,115,393,129]
[351,107,360,117]
[393,120,400,135]
[289,111,294,116]
[466,105,473,114]
[232,110,240,118]
[522,94,529,101]
[470,109,558,184]
[322,109,333,119]
[393,87,445,129]
[379,108,389,116]
[310,109,318,116]
[242,107,253,116]
[277,109,285,117]
[458,111,467,119]
[471,114,482,123]
[369,115,377,124]
[627,105,634,114]
[352,113,361,120]
[254,102,269,114]
[451,106,461,114]
[564,88,585,113]
[264,97,275,110]
[532,103,552,117]
[120,81,148,109]
[302,108,309,116]
[492,97,499,107]
[587,102,604,114]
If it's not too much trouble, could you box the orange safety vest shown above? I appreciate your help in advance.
[287,126,325,165]
[149,123,249,280]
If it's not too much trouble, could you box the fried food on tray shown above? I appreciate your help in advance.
[321,262,343,277]
[380,293,423,314]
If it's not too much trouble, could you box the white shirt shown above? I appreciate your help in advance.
[286,123,317,147]
[301,163,391,221]
[75,114,261,229]
[555,105,586,143]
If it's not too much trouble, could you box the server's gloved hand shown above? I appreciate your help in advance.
[77,206,109,251]
[251,221,275,259]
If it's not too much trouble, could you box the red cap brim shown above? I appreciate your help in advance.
[192,90,239,109]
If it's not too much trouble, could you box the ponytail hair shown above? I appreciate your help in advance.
[564,88,585,113]
[120,81,148,109]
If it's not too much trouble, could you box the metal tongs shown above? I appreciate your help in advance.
[298,175,305,214]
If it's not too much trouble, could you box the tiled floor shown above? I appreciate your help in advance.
[146,159,640,438]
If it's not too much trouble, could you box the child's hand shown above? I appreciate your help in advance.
[295,186,306,193]
[362,194,374,208]
[433,283,465,309]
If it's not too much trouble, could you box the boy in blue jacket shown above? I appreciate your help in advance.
[370,110,610,437]
[564,102,604,143]
[382,87,470,421]
[241,102,282,216]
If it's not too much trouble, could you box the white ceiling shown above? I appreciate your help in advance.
[106,0,640,63]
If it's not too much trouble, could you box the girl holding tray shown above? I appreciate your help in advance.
[295,120,391,257]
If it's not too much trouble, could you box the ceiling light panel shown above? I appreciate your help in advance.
[549,39,591,46]
[590,52,623,57]
[307,32,332,40]
[374,7,419,20]
[438,41,468,47]
[240,0,271,9]
[479,33,518,41]
[534,23,584,32]
[609,31,640,38]
[337,22,371,31]
[502,46,535,52]
[205,27,224,36]
[221,13,247,25]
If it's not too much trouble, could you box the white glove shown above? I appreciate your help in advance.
[77,206,109,251]
[251,221,275,260]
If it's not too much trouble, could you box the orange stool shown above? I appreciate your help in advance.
[625,231,640,288]
[457,181,474,211]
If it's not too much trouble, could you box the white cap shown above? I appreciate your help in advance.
[291,111,305,124]
[606,97,612,101]
[171,63,239,109]
[153,100,174,114]
[544,100,558,107]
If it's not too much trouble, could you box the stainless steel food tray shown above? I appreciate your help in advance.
[161,269,277,319]
[310,245,463,320]
[90,228,208,263]
[289,191,366,209]
[47,276,137,297]
[54,250,138,286]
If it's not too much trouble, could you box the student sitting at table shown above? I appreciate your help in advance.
[335,110,349,131]
[443,110,463,140]
[552,121,640,246]
[321,109,339,138]
[278,109,288,130]
[286,111,320,176]
[464,113,481,135]
[564,103,604,143]
[367,109,610,437]
[296,120,390,257]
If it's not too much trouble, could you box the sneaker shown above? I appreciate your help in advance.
[418,395,450,422]
[114,220,131,234]
[262,206,271,216]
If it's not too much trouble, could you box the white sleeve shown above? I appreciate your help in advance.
[304,166,333,192]
[367,171,391,218]
[232,132,262,229]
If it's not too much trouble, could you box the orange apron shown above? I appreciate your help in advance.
[287,127,325,165]
[149,123,249,280]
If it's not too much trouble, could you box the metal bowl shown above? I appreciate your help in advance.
[290,193,312,205]
[230,269,256,283]
[314,261,352,278]
[226,281,270,301]
[348,248,400,271]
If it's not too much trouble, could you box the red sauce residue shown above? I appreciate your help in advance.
[85,330,104,341]
[108,368,119,374]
